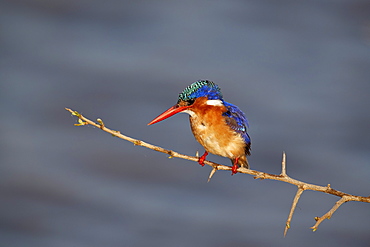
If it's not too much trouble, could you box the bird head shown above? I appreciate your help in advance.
[148,80,223,125]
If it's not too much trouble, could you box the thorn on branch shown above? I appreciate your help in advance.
[280,151,287,177]
[207,168,217,183]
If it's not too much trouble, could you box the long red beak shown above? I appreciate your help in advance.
[148,105,191,125]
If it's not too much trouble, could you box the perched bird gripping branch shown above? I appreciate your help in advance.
[148,80,251,175]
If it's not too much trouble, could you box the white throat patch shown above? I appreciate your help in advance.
[182,109,196,117]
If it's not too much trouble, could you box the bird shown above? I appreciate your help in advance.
[148,80,251,175]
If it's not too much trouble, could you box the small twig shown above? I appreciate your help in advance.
[284,187,305,236]
[65,108,370,234]
[311,196,350,231]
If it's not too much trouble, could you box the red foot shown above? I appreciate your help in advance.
[198,151,208,167]
[231,157,239,175]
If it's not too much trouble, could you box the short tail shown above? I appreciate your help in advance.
[232,155,249,169]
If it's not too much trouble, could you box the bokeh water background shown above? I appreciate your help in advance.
[1,1,370,246]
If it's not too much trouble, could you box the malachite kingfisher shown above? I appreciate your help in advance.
[148,80,251,175]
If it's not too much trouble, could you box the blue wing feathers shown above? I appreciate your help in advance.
[222,101,251,146]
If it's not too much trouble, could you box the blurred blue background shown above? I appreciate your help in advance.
[1,0,370,246]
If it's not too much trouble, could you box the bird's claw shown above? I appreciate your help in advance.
[231,157,239,175]
[198,151,208,167]
[231,164,238,175]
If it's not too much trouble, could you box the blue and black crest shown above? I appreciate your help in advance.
[178,80,223,102]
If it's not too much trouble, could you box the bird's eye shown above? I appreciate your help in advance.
[186,99,195,106]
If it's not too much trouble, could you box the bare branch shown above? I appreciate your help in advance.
[65,108,370,234]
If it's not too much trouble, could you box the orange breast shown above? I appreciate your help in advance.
[187,97,246,160]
